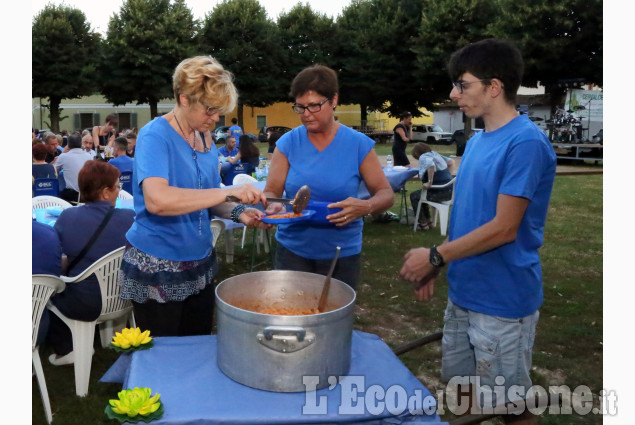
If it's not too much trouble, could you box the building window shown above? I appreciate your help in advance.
[216,116,226,127]
[257,115,267,130]
[118,113,131,131]
[79,113,94,130]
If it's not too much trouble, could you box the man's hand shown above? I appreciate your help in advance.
[400,247,440,301]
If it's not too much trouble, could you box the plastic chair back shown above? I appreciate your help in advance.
[413,177,456,236]
[119,171,133,194]
[232,173,258,185]
[117,189,133,200]
[33,178,59,198]
[58,170,66,191]
[32,274,65,423]
[32,275,65,351]
[222,163,254,186]
[32,195,73,211]
[211,219,225,248]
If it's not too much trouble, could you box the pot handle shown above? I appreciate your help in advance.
[263,326,307,341]
[258,326,315,353]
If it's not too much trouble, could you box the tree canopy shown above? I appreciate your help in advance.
[32,4,100,131]
[99,0,198,118]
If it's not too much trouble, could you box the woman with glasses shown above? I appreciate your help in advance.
[47,160,135,365]
[118,56,268,337]
[264,64,394,289]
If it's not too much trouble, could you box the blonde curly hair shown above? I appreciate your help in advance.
[172,56,237,115]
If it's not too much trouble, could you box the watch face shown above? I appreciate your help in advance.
[430,247,444,267]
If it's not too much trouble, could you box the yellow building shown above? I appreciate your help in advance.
[32,95,433,136]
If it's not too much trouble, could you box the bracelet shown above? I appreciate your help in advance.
[230,204,246,223]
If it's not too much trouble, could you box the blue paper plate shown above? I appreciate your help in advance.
[306,201,342,226]
[261,209,315,224]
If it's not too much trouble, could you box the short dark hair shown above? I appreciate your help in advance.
[400,111,412,120]
[448,38,523,105]
[67,132,82,149]
[105,113,119,126]
[78,160,120,202]
[411,142,432,159]
[289,64,339,100]
[126,132,137,140]
[231,117,237,124]
[114,136,128,151]
[32,143,48,161]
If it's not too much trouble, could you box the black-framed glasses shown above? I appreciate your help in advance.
[292,98,330,114]
[452,78,492,94]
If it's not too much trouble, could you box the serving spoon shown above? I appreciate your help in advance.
[317,246,341,313]
[226,185,311,214]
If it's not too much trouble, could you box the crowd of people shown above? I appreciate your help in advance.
[33,39,556,424]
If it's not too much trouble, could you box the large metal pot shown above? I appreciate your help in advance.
[215,270,356,392]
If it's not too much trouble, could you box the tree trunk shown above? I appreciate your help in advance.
[360,103,368,128]
[237,102,244,129]
[150,101,158,119]
[48,96,62,133]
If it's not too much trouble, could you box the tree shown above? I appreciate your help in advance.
[199,0,286,128]
[336,0,426,121]
[100,0,198,118]
[277,4,337,81]
[489,0,603,108]
[32,4,100,132]
[413,0,499,110]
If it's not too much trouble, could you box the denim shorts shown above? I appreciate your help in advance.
[441,299,539,405]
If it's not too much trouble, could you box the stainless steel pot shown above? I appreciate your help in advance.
[215,270,356,392]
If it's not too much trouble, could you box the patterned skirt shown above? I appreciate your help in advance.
[118,243,218,304]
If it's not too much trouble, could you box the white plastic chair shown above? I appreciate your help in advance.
[33,274,66,423]
[413,178,456,236]
[117,189,133,200]
[232,173,258,185]
[211,219,225,248]
[47,246,135,396]
[32,195,72,211]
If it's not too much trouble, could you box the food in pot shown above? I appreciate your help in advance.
[256,306,319,315]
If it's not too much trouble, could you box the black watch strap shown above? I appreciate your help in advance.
[429,246,446,268]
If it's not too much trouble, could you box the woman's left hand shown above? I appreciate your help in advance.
[240,207,272,229]
[326,197,370,227]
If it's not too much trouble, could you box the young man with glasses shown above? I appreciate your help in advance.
[400,39,556,424]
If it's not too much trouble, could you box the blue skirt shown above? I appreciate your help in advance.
[118,243,218,304]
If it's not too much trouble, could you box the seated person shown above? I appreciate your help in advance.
[33,143,57,179]
[108,137,134,174]
[219,136,239,179]
[126,132,137,158]
[81,131,96,158]
[33,221,62,347]
[54,132,93,203]
[267,131,282,161]
[409,142,455,230]
[46,160,135,366]
[232,135,260,168]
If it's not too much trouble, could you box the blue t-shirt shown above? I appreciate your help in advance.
[229,125,242,144]
[32,221,61,275]
[275,125,374,260]
[126,117,221,261]
[447,115,556,318]
[109,155,134,174]
[218,145,239,157]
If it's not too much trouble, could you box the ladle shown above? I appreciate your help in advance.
[317,246,341,312]
[226,185,311,214]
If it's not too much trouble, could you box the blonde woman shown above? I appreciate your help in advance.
[118,56,269,337]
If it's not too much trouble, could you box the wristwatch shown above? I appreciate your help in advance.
[429,246,446,268]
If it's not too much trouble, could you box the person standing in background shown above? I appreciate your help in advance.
[228,117,242,146]
[92,114,118,156]
[392,111,412,166]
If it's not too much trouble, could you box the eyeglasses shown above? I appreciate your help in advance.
[200,102,220,116]
[292,98,330,114]
[452,78,492,94]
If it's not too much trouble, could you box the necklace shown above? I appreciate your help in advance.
[173,110,195,149]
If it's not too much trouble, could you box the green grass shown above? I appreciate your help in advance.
[32,153,602,424]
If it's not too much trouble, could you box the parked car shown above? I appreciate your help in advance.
[213,126,231,144]
[451,128,482,156]
[258,126,292,142]
[411,124,453,144]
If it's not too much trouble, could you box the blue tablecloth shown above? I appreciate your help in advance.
[33,199,135,226]
[101,331,447,425]
[357,167,419,200]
